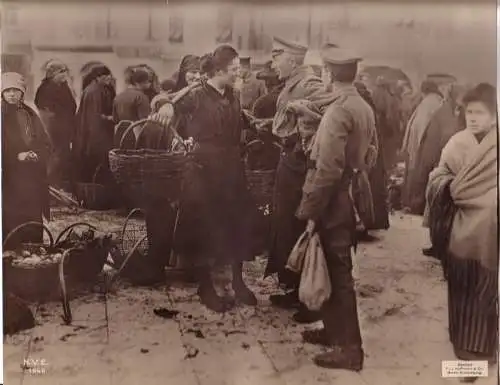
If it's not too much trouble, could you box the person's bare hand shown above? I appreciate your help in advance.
[287,100,310,114]
[256,119,273,133]
[305,219,316,234]
[150,103,174,126]
[18,151,38,162]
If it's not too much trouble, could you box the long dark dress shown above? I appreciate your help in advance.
[173,80,256,265]
[355,82,390,230]
[73,81,115,184]
[2,102,51,246]
[34,80,76,187]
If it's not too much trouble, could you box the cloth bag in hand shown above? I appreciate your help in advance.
[286,230,311,274]
[298,233,332,311]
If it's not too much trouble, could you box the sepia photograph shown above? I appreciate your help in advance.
[1,0,498,384]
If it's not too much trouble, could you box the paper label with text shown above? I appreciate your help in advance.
[441,360,488,378]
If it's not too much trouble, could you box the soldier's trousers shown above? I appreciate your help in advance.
[319,229,363,348]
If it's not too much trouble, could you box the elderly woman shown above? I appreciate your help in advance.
[426,83,497,382]
[151,55,202,139]
[173,55,201,92]
[73,63,115,184]
[152,45,257,312]
[2,73,52,245]
[34,60,76,188]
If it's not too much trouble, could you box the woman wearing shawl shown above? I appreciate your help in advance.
[151,46,257,313]
[2,73,52,246]
[34,60,76,188]
[426,83,498,382]
[73,64,115,184]
[150,55,201,139]
[173,55,201,92]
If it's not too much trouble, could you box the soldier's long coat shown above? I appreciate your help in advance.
[296,84,378,250]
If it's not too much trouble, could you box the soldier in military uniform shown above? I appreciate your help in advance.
[296,46,378,371]
[264,36,329,323]
[235,56,266,110]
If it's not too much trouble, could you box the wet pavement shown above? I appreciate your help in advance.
[3,213,498,385]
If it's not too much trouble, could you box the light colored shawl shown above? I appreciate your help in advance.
[427,128,498,271]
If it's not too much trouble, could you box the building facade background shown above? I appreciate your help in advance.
[1,1,496,100]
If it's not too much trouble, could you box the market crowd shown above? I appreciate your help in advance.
[1,35,497,378]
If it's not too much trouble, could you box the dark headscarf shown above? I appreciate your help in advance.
[160,78,176,93]
[80,62,111,92]
[43,60,69,81]
[175,55,201,92]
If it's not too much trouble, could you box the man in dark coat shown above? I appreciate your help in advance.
[35,61,76,188]
[296,47,377,371]
[264,37,328,322]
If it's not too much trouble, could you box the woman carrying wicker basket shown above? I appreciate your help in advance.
[151,45,258,313]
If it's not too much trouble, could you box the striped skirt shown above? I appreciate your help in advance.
[446,254,498,359]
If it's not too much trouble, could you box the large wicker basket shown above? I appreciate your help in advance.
[109,119,191,208]
[3,222,62,302]
[244,139,282,207]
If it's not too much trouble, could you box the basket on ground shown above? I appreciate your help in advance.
[75,164,110,210]
[3,222,62,302]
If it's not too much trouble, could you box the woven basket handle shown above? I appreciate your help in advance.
[119,119,151,149]
[54,222,98,247]
[148,83,199,151]
[3,221,54,250]
[120,208,145,255]
[243,139,283,163]
[59,248,76,324]
[109,233,148,288]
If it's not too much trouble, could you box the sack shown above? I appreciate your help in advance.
[286,230,311,273]
[298,233,332,311]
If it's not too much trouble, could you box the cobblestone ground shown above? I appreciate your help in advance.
[3,210,498,385]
